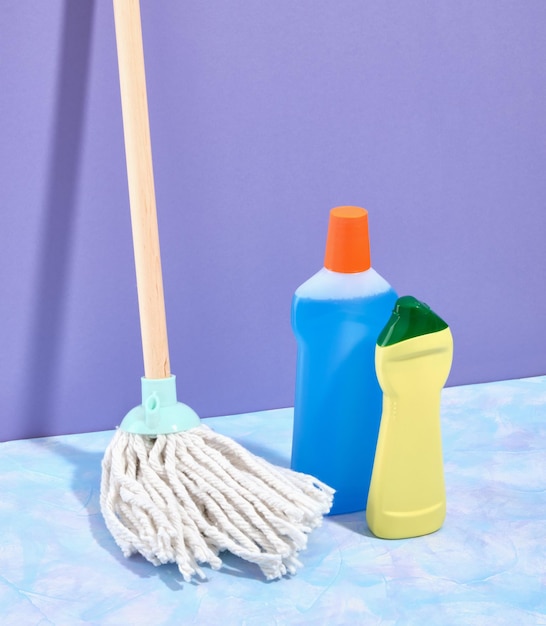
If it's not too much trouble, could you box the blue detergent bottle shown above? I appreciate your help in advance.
[291,206,397,515]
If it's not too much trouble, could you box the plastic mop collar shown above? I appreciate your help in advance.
[100,0,333,582]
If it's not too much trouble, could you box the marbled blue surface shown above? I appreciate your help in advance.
[1,377,546,625]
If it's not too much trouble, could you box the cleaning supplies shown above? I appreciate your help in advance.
[101,0,333,583]
[291,206,397,515]
[366,296,453,539]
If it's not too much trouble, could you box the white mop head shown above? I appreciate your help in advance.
[100,425,334,581]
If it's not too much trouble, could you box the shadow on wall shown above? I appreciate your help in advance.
[22,1,95,438]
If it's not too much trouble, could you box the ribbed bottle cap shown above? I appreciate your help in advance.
[324,206,371,273]
[377,296,449,347]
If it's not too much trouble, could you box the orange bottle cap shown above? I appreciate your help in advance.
[324,206,371,273]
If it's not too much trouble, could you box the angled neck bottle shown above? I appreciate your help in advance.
[291,206,397,515]
[366,296,453,538]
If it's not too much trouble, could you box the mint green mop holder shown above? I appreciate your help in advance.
[120,375,201,436]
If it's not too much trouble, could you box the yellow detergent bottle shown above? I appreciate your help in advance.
[366,296,453,539]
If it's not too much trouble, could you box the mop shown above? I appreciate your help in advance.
[100,0,333,582]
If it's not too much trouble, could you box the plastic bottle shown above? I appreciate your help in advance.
[291,206,398,515]
[366,296,453,538]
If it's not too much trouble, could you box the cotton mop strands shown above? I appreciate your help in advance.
[100,0,333,582]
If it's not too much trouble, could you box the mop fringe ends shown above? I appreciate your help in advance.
[100,425,334,581]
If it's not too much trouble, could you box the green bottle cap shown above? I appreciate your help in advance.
[377,295,449,347]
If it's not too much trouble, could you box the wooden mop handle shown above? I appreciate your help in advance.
[113,0,170,379]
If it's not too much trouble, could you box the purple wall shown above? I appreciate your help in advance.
[2,1,545,441]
